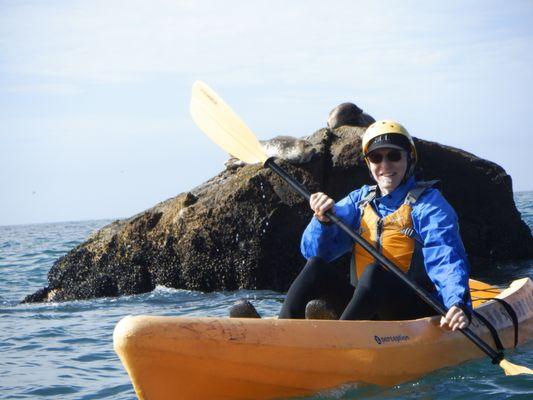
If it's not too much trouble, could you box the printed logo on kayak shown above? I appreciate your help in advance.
[374,334,410,345]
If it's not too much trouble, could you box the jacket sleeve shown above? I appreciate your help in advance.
[300,188,364,262]
[412,189,472,311]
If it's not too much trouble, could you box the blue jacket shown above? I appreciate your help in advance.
[301,176,472,311]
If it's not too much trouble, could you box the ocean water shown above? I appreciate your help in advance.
[1,193,532,399]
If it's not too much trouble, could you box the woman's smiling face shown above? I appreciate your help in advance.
[367,148,408,195]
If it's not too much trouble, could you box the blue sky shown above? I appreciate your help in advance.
[1,0,532,225]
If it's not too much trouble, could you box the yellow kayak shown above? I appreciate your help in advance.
[114,278,533,400]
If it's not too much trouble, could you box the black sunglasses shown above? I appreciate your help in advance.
[365,150,403,164]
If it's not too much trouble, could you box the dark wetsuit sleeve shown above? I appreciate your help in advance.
[300,189,364,262]
[412,189,472,311]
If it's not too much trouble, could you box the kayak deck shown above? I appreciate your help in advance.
[114,278,533,400]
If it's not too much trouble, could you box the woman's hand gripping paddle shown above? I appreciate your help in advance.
[189,80,533,377]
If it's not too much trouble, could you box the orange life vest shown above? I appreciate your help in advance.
[350,181,438,286]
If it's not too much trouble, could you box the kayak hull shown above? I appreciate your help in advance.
[114,278,533,399]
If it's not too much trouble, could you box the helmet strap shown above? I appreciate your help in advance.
[401,153,414,183]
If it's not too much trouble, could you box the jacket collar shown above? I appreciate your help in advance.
[374,176,417,208]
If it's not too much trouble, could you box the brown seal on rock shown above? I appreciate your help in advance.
[327,102,375,129]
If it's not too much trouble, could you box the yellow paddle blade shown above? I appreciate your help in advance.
[190,81,268,164]
[499,359,533,376]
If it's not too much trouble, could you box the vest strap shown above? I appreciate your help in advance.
[404,180,440,206]
[358,186,377,214]
[400,227,423,245]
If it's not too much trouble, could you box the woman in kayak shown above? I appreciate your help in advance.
[278,120,472,331]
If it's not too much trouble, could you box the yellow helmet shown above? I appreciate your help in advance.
[362,120,417,180]
[362,120,417,162]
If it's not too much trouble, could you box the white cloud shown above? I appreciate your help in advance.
[3,0,530,89]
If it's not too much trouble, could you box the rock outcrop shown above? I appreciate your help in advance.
[23,125,533,302]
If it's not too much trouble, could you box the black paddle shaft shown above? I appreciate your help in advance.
[264,157,503,364]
